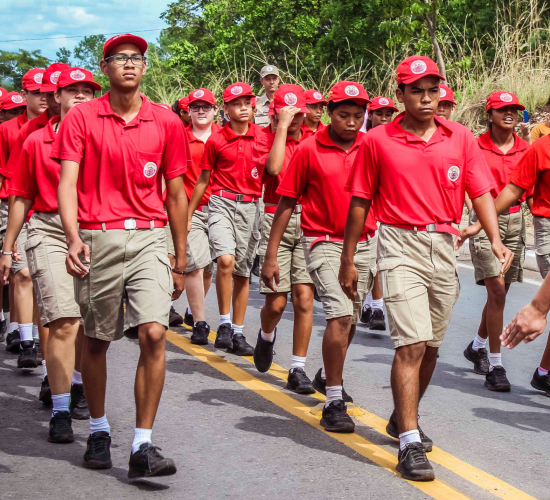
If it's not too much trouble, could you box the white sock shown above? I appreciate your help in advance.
[8,322,17,333]
[72,370,83,385]
[472,333,487,351]
[489,353,502,371]
[171,301,174,306]
[260,329,275,342]
[90,414,110,435]
[19,323,33,342]
[325,385,342,407]
[399,429,421,451]
[42,360,47,380]
[363,294,372,309]
[132,428,152,454]
[232,324,243,336]
[32,325,39,342]
[321,366,326,380]
[371,298,384,310]
[538,366,549,377]
[0,310,4,321]
[290,355,306,371]
[219,313,231,326]
[51,393,70,416]
[187,306,192,315]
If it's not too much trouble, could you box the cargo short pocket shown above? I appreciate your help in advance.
[377,258,404,301]
[155,253,173,295]
[25,234,47,277]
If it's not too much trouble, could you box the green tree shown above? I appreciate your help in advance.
[0,50,50,91]
[56,47,72,65]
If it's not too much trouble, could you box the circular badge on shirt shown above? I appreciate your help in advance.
[447,166,460,182]
[378,97,390,106]
[231,86,243,96]
[313,92,323,101]
[193,89,205,99]
[50,71,62,84]
[284,93,298,105]
[34,73,44,84]
[70,70,86,81]
[11,95,23,104]
[345,85,359,97]
[251,167,259,179]
[500,92,513,103]
[439,88,447,98]
[410,60,427,75]
[143,162,158,178]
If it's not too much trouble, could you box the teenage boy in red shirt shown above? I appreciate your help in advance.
[302,89,327,137]
[262,81,376,428]
[53,33,190,477]
[435,84,457,120]
[340,56,512,481]
[189,82,261,355]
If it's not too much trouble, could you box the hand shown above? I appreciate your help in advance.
[501,302,547,348]
[491,240,513,277]
[338,258,358,300]
[454,222,482,250]
[261,256,280,292]
[171,271,185,300]
[518,122,531,140]
[277,106,301,129]
[0,254,12,284]
[12,240,21,262]
[187,217,192,233]
[66,237,90,278]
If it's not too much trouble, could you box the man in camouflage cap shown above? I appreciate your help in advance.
[255,65,280,127]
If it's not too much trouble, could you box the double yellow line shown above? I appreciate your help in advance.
[166,328,537,500]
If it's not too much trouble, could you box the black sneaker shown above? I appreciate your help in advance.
[70,383,90,420]
[251,255,260,277]
[183,309,194,328]
[397,443,435,481]
[485,366,511,391]
[286,367,315,394]
[360,306,372,325]
[169,305,184,327]
[35,341,42,363]
[312,368,353,403]
[6,329,20,353]
[214,323,232,349]
[83,432,112,469]
[48,411,74,443]
[531,368,550,396]
[128,443,177,479]
[463,341,490,375]
[227,333,254,356]
[320,400,355,433]
[39,376,52,405]
[17,341,38,369]
[368,308,386,331]
[385,411,433,452]
[253,328,276,372]
[190,321,209,345]
[0,319,6,342]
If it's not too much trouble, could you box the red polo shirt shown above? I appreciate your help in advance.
[253,129,307,205]
[51,92,190,224]
[199,122,262,197]
[0,112,30,200]
[185,123,221,206]
[301,122,326,140]
[10,116,60,212]
[510,134,550,218]
[277,126,377,238]
[477,131,530,203]
[346,114,496,226]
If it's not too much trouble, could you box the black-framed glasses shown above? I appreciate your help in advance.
[105,54,147,66]
[189,105,214,112]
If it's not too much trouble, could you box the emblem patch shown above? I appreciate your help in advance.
[284,93,297,105]
[251,167,259,179]
[313,92,323,101]
[143,162,158,178]
[378,97,390,105]
[50,71,62,84]
[410,60,427,74]
[11,95,23,104]
[34,73,44,84]
[193,89,205,98]
[344,85,359,97]
[70,70,86,81]
[500,92,513,102]
[231,86,243,95]
[439,88,447,98]
[447,165,460,182]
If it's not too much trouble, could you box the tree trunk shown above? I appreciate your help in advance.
[423,0,447,83]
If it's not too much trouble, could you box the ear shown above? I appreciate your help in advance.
[54,91,62,105]
[99,60,109,77]
[395,87,405,104]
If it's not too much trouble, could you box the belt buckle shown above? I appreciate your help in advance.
[236,194,243,202]
[425,223,437,232]
[124,218,137,230]
[294,205,302,214]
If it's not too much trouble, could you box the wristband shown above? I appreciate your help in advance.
[171,268,186,275]
[1,251,12,256]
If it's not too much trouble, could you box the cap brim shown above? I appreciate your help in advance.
[274,105,309,113]
[23,83,42,91]
[40,84,57,93]
[489,102,525,111]
[3,102,26,110]
[224,93,255,102]
[399,72,445,85]
[370,104,399,112]
[103,35,148,58]
[57,81,102,92]
[330,97,371,105]
[305,100,328,106]
[439,97,457,105]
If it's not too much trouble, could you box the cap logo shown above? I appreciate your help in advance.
[0,89,3,97]
[344,85,359,97]
[266,66,273,72]
[50,71,62,84]
[313,92,323,101]
[500,92,513,103]
[143,162,158,179]
[11,95,23,104]
[251,167,259,179]
[439,88,447,98]
[70,70,86,81]
[410,60,427,75]
[34,73,44,84]
[447,166,460,182]
[378,97,390,106]
[231,86,243,96]
[284,93,298,105]
[193,89,205,98]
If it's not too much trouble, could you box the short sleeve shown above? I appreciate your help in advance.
[0,127,9,171]
[1,132,24,178]
[251,132,273,182]
[531,125,542,140]
[50,107,86,163]
[9,139,38,201]
[464,133,496,199]
[276,145,308,199]
[345,136,379,200]
[510,142,542,191]
[199,134,219,171]
[161,116,190,179]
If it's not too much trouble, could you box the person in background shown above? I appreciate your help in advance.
[173,96,192,126]
[255,65,280,128]
[435,84,457,120]
[302,89,327,137]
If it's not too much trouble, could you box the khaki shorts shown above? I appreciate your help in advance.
[187,208,214,273]
[25,212,81,326]
[469,210,525,285]
[76,227,173,342]
[12,223,29,274]
[164,223,175,256]
[377,225,460,349]
[258,211,312,294]
[0,199,8,236]
[208,194,259,277]
[302,236,377,324]
[534,215,550,278]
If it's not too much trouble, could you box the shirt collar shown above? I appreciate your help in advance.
[315,125,365,152]
[97,92,153,122]
[388,112,452,143]
[44,115,62,144]
[478,130,528,155]
[188,122,222,143]
[16,112,28,128]
[222,121,256,140]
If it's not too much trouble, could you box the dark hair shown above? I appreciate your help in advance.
[397,83,406,94]
[486,108,493,130]
[366,110,373,131]
[327,99,367,113]
[171,100,181,115]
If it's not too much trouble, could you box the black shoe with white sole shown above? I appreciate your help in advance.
[397,443,435,481]
[320,400,355,433]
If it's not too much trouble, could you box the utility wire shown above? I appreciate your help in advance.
[0,28,165,44]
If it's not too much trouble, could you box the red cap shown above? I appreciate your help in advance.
[0,91,26,110]
[22,68,45,91]
[178,96,189,111]
[304,89,327,105]
[328,81,370,105]
[369,96,398,112]
[272,84,308,113]
[56,67,102,92]
[189,88,216,106]
[103,33,148,59]
[439,84,457,104]
[486,91,525,111]
[0,88,8,99]
[268,100,275,116]
[251,97,256,107]
[40,63,70,92]
[396,56,444,85]
[223,82,255,103]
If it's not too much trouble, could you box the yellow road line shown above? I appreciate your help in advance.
[179,325,537,500]
[167,329,469,500]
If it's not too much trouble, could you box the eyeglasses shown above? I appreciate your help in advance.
[105,54,147,66]
[189,105,214,112]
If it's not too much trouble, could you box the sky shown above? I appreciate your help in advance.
[0,0,172,60]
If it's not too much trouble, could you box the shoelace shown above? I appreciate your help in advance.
[90,435,110,455]
[54,413,72,429]
[292,369,310,384]
[405,445,427,464]
[141,445,164,467]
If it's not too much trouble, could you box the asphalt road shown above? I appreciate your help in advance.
[0,261,549,500]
